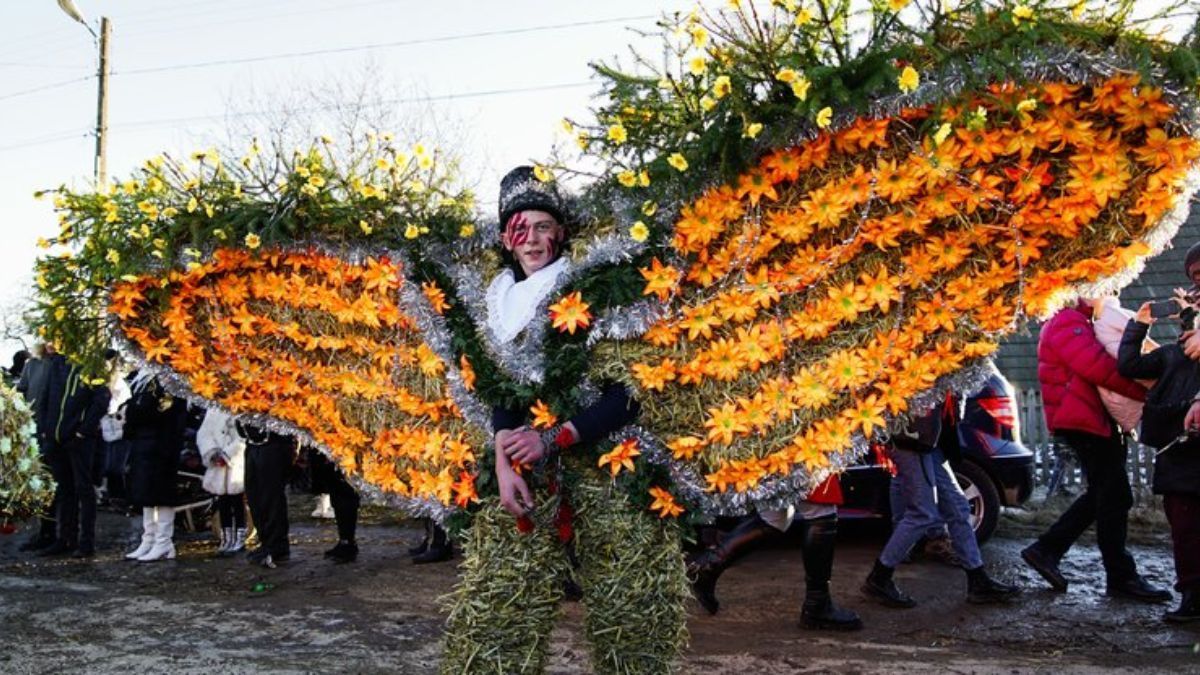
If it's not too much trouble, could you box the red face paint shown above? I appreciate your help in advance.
[503,212,530,249]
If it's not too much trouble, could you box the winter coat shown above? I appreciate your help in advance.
[16,357,51,434]
[1038,303,1146,438]
[38,355,111,445]
[1117,320,1200,496]
[124,379,189,507]
[1093,299,1152,433]
[198,409,246,496]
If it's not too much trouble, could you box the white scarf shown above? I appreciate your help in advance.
[486,257,568,344]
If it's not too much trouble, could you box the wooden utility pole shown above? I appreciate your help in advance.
[94,16,111,186]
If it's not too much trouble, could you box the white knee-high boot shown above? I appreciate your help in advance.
[138,507,176,562]
[126,508,155,560]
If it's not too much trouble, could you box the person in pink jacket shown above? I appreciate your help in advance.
[1021,299,1171,603]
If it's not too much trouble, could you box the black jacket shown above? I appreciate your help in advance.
[492,383,640,447]
[39,354,111,445]
[1117,320,1200,496]
[124,379,189,507]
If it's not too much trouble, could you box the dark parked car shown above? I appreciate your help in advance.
[839,368,1035,542]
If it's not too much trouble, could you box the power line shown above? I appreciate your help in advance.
[0,61,88,71]
[111,14,658,77]
[0,75,94,102]
[0,129,91,154]
[110,81,596,131]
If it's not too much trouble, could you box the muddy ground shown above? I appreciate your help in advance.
[1,495,1197,674]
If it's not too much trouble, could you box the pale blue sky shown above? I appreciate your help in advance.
[0,0,692,353]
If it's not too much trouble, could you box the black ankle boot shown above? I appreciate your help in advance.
[966,566,1020,604]
[686,515,776,615]
[408,519,431,557]
[412,524,451,564]
[862,559,916,608]
[1165,590,1200,624]
[799,516,862,630]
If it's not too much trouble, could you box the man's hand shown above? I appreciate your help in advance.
[498,427,546,465]
[1135,302,1155,325]
[1184,330,1200,361]
[495,456,534,517]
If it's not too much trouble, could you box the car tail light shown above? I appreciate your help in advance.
[976,396,1016,428]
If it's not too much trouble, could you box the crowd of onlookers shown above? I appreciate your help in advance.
[4,347,451,568]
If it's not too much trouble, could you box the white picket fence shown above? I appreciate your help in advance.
[1014,387,1157,504]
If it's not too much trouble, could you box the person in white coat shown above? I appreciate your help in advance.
[197,408,247,556]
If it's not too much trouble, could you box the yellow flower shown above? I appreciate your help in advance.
[375,158,391,170]
[559,118,574,134]
[642,200,658,216]
[776,67,797,83]
[54,307,66,321]
[190,149,210,162]
[161,207,178,218]
[688,56,707,76]
[607,124,628,144]
[795,7,813,24]
[898,66,919,94]
[689,25,709,47]
[533,165,552,182]
[887,0,910,11]
[359,220,374,235]
[629,221,650,242]
[120,274,139,283]
[576,132,591,150]
[700,95,717,112]
[204,204,215,218]
[667,153,689,172]
[213,228,227,240]
[1012,4,1034,25]
[413,143,428,156]
[815,106,833,128]
[1071,0,1085,18]
[1016,98,1038,112]
[186,261,202,272]
[638,170,651,187]
[319,134,333,145]
[418,155,433,170]
[105,249,120,264]
[617,170,638,188]
[933,122,952,145]
[36,237,51,249]
[404,224,421,239]
[713,75,732,99]
[244,233,261,249]
[744,122,764,139]
[791,77,811,101]
[459,223,476,238]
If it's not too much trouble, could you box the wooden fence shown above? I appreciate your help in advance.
[1014,387,1157,504]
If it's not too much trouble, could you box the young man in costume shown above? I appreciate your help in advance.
[440,166,688,674]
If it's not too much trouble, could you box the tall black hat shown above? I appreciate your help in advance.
[497,165,569,227]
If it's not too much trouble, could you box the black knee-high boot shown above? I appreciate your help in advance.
[688,515,777,615]
[799,516,863,630]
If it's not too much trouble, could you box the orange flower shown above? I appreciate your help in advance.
[631,360,677,391]
[640,258,681,301]
[954,127,1004,165]
[667,436,704,460]
[735,168,779,205]
[453,472,478,508]
[530,400,558,429]
[421,281,449,314]
[598,438,641,477]
[703,338,744,381]
[648,486,684,518]
[1003,161,1053,202]
[860,266,900,313]
[705,402,749,445]
[760,148,803,183]
[548,291,592,334]
[458,354,476,391]
[680,304,723,340]
[843,394,887,437]
[109,283,146,319]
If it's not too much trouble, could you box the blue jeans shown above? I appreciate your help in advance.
[880,446,982,569]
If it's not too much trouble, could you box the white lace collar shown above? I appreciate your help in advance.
[486,257,569,344]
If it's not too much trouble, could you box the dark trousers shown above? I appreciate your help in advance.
[35,437,60,543]
[217,494,246,530]
[245,441,291,556]
[48,437,97,551]
[1163,493,1200,592]
[328,474,360,543]
[1036,430,1137,582]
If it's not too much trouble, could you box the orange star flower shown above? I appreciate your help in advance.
[530,400,558,429]
[735,168,779,205]
[640,257,682,301]
[548,291,592,334]
[598,438,641,477]
[422,281,449,314]
[648,486,685,518]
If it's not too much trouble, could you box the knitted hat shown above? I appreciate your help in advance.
[497,165,569,227]
[1185,242,1200,276]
